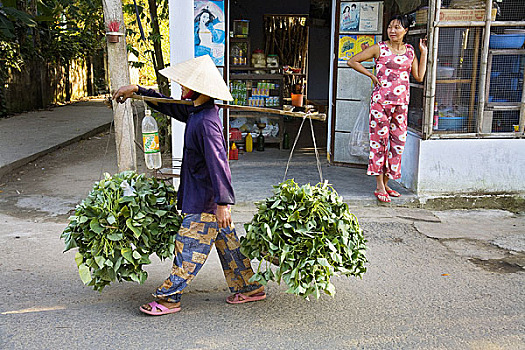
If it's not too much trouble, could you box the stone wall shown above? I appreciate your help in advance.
[4,58,89,114]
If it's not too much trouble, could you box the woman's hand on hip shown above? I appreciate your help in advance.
[371,75,380,86]
[112,84,138,104]
[216,205,232,229]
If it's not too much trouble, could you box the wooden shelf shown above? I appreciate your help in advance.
[408,28,427,35]
[227,68,285,149]
[229,111,284,118]
[230,66,278,71]
[410,82,424,88]
[230,73,283,80]
[230,65,253,70]
[436,79,472,84]
[284,73,306,77]
[485,103,521,111]
[488,49,525,56]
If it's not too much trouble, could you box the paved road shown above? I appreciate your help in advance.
[0,111,523,349]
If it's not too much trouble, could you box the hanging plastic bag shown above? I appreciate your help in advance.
[349,103,370,159]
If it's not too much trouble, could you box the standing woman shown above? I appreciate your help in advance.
[347,15,427,203]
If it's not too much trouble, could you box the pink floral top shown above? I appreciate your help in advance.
[371,41,415,105]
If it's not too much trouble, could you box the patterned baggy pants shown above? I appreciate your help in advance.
[153,213,261,303]
[367,102,408,180]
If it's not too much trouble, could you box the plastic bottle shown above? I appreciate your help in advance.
[283,131,290,149]
[257,132,265,151]
[245,133,253,152]
[142,109,162,169]
[229,142,238,160]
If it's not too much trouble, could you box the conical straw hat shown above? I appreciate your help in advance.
[159,55,233,101]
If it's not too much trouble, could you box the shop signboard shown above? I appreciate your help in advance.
[415,8,497,25]
[338,34,380,63]
[194,0,225,66]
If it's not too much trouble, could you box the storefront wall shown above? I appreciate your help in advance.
[167,1,525,197]
[400,134,525,196]
[398,131,420,192]
[328,0,383,165]
[168,0,194,188]
[329,0,525,197]
[400,0,525,196]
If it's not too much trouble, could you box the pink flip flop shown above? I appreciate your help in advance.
[374,190,391,203]
[226,292,266,304]
[139,301,181,316]
[386,188,401,197]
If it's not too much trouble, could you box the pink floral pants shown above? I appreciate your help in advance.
[367,102,408,179]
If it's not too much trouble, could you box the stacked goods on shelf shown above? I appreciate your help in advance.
[231,81,280,107]
[231,80,247,106]
[249,82,280,107]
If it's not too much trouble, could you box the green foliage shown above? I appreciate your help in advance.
[0,3,36,40]
[37,0,105,62]
[0,2,35,78]
[123,0,170,87]
[0,0,104,63]
[241,179,368,300]
[0,0,105,116]
[61,171,182,291]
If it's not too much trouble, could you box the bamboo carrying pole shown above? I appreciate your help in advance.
[424,0,440,138]
[519,54,525,136]
[469,28,480,126]
[130,94,327,122]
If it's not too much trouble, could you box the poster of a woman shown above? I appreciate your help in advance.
[340,2,360,32]
[194,1,225,66]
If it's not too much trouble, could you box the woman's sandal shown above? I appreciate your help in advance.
[386,188,401,197]
[139,301,181,316]
[374,190,391,203]
[226,292,266,304]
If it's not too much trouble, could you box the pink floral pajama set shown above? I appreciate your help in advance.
[368,41,414,179]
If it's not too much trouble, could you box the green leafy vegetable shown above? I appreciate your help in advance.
[61,171,182,291]
[240,179,367,299]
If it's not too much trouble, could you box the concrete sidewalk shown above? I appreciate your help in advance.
[0,99,416,206]
[0,99,113,179]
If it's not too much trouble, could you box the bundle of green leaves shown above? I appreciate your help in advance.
[240,179,367,299]
[61,171,182,291]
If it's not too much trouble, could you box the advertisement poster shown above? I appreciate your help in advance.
[359,2,380,32]
[340,2,360,32]
[194,1,225,66]
[338,35,377,62]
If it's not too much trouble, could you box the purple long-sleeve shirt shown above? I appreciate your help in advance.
[137,86,235,214]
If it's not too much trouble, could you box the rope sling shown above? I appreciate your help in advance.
[282,114,324,184]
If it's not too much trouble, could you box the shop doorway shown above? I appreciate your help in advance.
[228,1,331,152]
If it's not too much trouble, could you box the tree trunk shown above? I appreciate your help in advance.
[147,0,169,96]
[103,0,137,172]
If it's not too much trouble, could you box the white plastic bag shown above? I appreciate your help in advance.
[349,104,370,159]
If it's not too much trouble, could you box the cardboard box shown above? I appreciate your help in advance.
[416,8,497,25]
